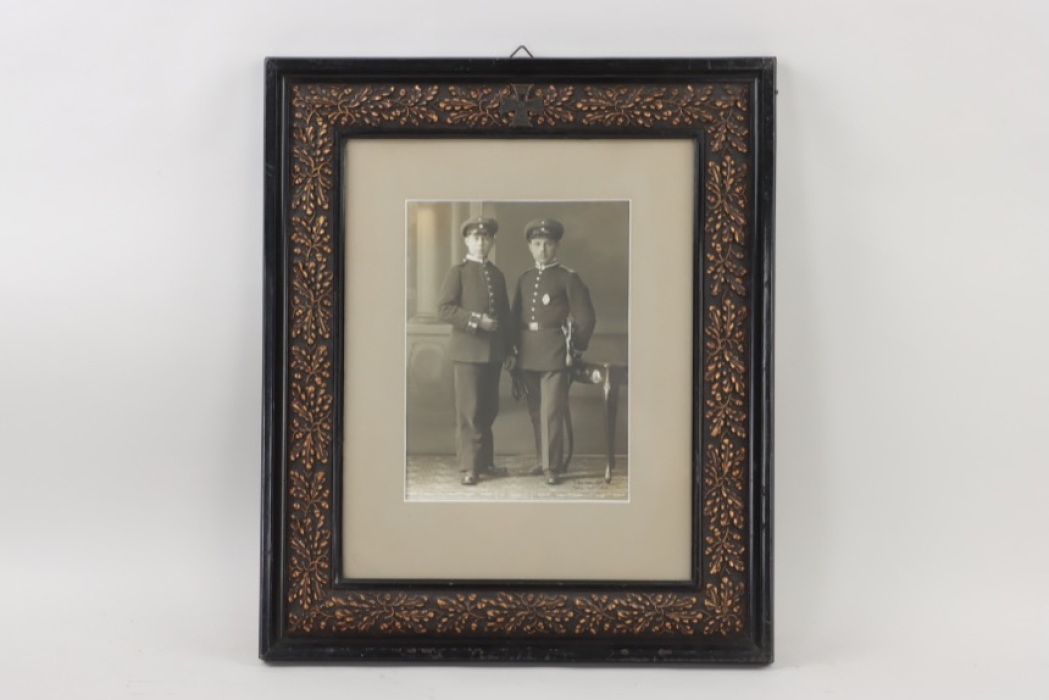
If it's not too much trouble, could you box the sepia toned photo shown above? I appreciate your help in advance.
[405,200,629,501]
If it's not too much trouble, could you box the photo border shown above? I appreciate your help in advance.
[402,197,633,505]
[261,57,775,664]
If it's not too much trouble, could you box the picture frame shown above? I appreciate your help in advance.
[261,56,775,664]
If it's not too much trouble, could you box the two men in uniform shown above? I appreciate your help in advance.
[437,214,595,486]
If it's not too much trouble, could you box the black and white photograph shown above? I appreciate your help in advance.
[405,200,629,502]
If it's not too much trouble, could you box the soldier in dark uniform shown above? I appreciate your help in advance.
[438,216,513,486]
[511,218,596,485]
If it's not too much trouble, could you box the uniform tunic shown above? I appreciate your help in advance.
[511,262,596,474]
[438,258,512,476]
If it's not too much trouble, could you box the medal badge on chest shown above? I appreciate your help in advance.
[542,293,551,306]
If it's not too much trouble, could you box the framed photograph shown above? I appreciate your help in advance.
[262,57,775,664]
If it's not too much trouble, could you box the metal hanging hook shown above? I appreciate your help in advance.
[509,45,534,58]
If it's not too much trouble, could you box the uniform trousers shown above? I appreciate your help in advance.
[521,369,571,474]
[453,362,501,476]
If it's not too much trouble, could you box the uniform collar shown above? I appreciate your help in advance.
[534,260,560,271]
[465,254,488,264]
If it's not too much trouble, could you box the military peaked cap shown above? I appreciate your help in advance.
[524,218,564,241]
[460,216,499,237]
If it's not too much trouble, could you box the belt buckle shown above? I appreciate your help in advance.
[528,322,539,331]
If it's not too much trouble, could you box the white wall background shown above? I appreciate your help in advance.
[1,0,1046,697]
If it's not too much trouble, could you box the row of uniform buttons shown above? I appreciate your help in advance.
[481,261,495,313]
[530,267,544,323]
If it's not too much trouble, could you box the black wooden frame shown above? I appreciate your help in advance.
[262,57,775,664]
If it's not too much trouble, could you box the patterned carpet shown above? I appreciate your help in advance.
[405,453,628,502]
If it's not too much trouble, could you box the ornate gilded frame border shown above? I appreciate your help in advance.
[261,58,774,664]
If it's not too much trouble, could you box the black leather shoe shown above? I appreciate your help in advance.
[461,473,479,486]
[529,465,544,476]
[545,473,561,485]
